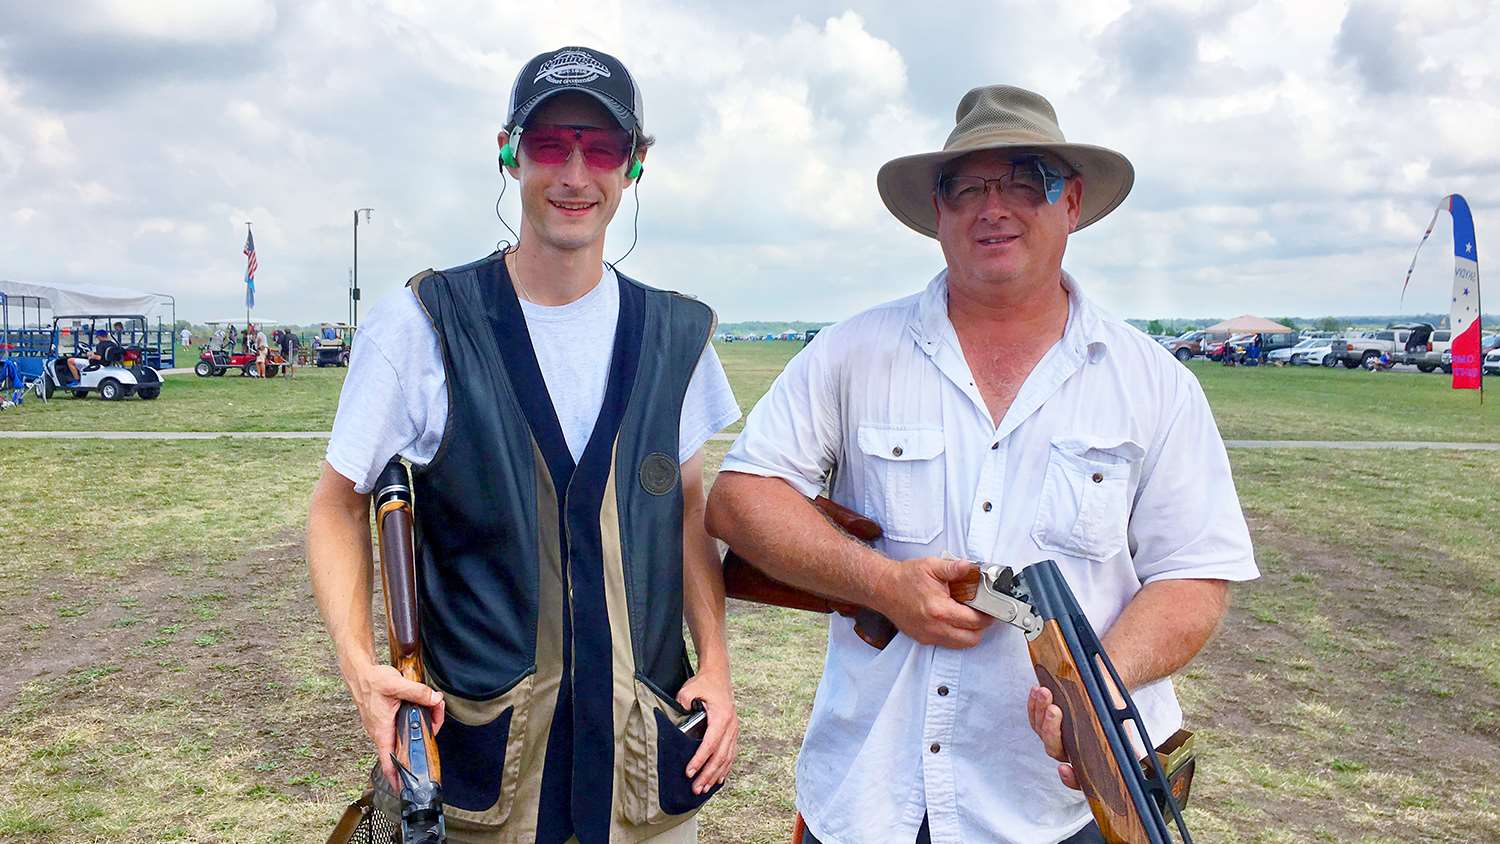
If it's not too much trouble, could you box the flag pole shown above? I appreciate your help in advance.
[245,221,253,329]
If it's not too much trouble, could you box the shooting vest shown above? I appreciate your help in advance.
[407,252,718,843]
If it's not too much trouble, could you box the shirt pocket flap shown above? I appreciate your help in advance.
[857,426,945,462]
[1049,436,1144,474]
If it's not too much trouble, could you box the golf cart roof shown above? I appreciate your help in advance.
[0,279,172,319]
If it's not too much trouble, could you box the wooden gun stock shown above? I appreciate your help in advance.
[372,461,445,844]
[376,495,442,786]
[1029,621,1154,844]
[722,497,972,650]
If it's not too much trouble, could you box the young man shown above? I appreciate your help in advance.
[707,85,1259,844]
[308,47,740,844]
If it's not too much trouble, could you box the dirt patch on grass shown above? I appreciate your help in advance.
[1184,511,1500,840]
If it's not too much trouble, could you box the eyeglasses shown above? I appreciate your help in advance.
[936,157,1066,212]
[517,123,634,170]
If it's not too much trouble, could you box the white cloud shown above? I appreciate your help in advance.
[0,0,1496,324]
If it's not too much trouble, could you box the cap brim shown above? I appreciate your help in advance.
[510,87,638,132]
[876,142,1134,238]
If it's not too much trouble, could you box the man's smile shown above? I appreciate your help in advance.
[549,197,599,215]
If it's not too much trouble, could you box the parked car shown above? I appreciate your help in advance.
[1208,333,1255,362]
[1290,338,1339,367]
[1397,325,1450,372]
[1269,338,1324,365]
[1439,334,1498,374]
[1485,347,1500,376]
[1166,330,1229,362]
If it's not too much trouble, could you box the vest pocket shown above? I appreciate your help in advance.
[620,680,720,827]
[433,677,533,827]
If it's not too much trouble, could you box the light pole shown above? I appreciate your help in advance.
[353,208,373,327]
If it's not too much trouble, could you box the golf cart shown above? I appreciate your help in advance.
[2,280,176,394]
[35,315,163,400]
[195,320,286,377]
[315,323,355,367]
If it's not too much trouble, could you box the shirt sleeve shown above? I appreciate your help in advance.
[325,294,438,494]
[719,333,843,498]
[1128,374,1259,584]
[678,342,741,463]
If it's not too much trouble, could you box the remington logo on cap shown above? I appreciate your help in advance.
[535,49,612,85]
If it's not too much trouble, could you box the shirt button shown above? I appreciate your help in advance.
[937,685,950,696]
[929,743,941,754]
[981,501,992,512]
[892,446,904,457]
[1092,472,1104,483]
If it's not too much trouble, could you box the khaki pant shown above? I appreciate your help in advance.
[444,816,698,844]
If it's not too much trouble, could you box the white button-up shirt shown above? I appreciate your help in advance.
[721,270,1258,844]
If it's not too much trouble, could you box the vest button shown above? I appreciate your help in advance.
[937,685,950,696]
[892,445,904,457]
[929,743,941,754]
[1092,472,1104,483]
[981,501,992,512]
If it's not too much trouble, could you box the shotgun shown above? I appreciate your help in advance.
[723,497,1196,844]
[327,460,446,844]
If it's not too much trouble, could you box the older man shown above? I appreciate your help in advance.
[706,86,1258,844]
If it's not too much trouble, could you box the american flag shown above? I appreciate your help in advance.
[243,228,257,309]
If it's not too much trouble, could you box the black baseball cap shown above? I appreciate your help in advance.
[506,46,644,134]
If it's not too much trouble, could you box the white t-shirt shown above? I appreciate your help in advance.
[327,264,740,494]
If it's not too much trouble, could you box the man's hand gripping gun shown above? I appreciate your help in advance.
[722,497,1197,844]
[327,460,445,844]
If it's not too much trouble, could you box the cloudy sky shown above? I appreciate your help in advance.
[1,0,1497,325]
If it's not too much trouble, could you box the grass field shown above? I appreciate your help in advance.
[1,340,1498,842]
[5,341,1496,441]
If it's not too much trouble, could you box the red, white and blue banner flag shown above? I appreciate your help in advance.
[243,227,258,310]
[1402,194,1482,390]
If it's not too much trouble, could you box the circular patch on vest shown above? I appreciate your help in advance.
[639,452,679,496]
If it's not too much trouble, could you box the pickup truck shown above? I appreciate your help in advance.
[1332,323,1432,369]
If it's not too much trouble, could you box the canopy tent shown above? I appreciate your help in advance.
[1203,314,1293,333]
[205,318,279,326]
[0,279,174,320]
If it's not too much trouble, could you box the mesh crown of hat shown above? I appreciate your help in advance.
[946,86,1065,147]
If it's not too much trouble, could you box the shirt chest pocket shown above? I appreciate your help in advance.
[1031,437,1143,561]
[855,426,946,545]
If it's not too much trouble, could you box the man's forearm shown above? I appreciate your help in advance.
[307,463,378,678]
[1101,578,1228,691]
[705,471,893,609]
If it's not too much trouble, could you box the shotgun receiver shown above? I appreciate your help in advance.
[327,460,445,844]
[723,497,1195,844]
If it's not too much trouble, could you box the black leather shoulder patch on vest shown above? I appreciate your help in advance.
[639,451,679,496]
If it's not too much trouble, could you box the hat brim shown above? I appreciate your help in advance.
[876,142,1134,238]
[510,88,638,133]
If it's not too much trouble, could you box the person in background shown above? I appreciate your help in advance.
[251,325,270,378]
[181,326,192,351]
[278,328,296,378]
[227,324,239,354]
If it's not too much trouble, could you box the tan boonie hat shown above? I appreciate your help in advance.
[877,85,1134,238]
